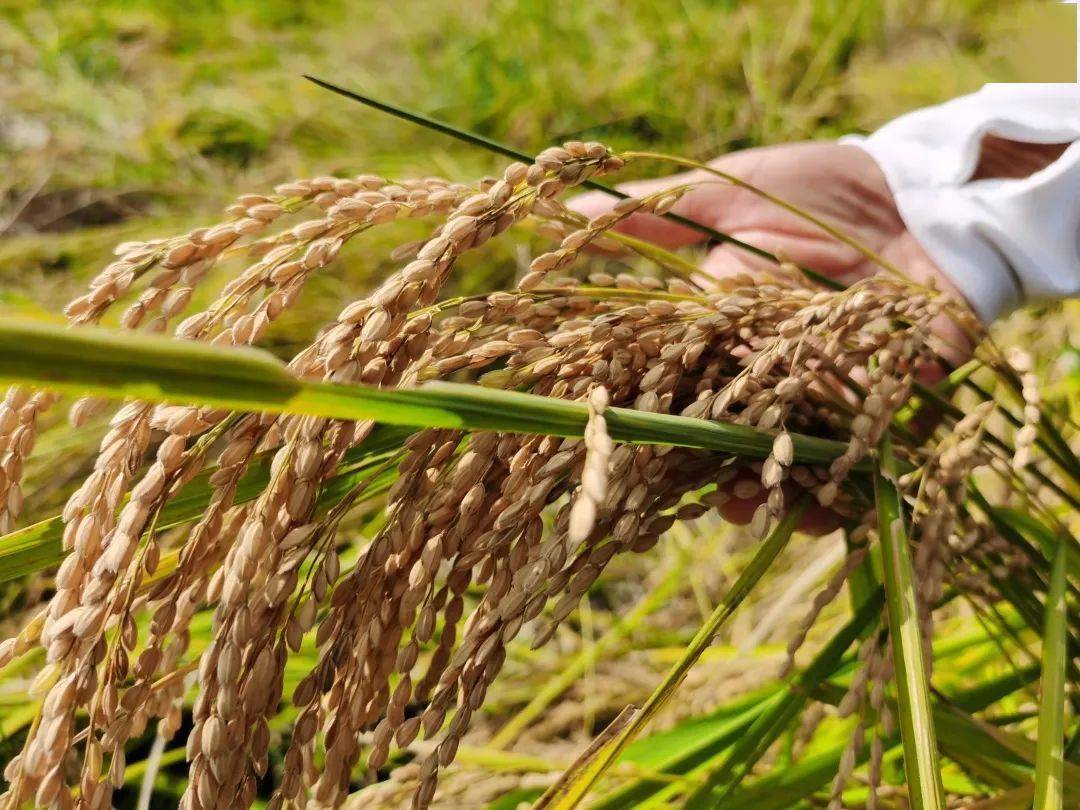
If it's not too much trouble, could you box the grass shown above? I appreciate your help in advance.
[0,2,1077,809]
[1,1,1073,319]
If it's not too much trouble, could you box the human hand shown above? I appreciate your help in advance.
[572,141,965,300]
[571,141,972,534]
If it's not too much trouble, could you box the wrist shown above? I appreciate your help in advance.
[971,135,1071,181]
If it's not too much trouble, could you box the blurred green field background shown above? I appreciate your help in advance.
[0,0,1074,326]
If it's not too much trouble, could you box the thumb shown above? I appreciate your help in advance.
[568,169,725,249]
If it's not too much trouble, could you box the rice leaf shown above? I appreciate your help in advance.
[875,434,946,809]
[1033,541,1069,810]
[540,498,808,808]
[588,689,783,809]
[302,75,801,274]
[0,425,411,583]
[0,317,855,464]
[533,706,642,810]
[490,560,688,750]
[681,586,885,807]
[601,631,974,808]
[603,629,1036,810]
[979,501,1080,582]
[724,661,1050,810]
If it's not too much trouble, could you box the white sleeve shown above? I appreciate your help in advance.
[842,84,1080,323]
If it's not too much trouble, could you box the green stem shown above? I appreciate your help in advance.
[0,317,861,467]
[1034,542,1069,810]
[875,434,946,810]
[489,561,686,750]
[545,498,808,808]
[683,586,886,807]
[303,76,828,282]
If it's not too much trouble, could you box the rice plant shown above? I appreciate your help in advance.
[0,84,1075,810]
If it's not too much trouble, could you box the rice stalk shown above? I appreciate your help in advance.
[0,117,1071,810]
[1033,542,1069,810]
[541,498,807,809]
[874,434,945,809]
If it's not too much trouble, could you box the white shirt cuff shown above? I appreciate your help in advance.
[843,83,1080,323]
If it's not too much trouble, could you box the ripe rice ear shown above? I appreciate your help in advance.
[0,105,1072,810]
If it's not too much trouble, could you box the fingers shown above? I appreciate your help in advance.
[704,230,869,283]
[700,240,775,281]
[568,170,722,249]
[717,475,842,537]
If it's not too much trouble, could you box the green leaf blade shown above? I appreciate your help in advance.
[541,498,809,808]
[1033,542,1069,810]
[0,317,854,464]
[875,434,946,810]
